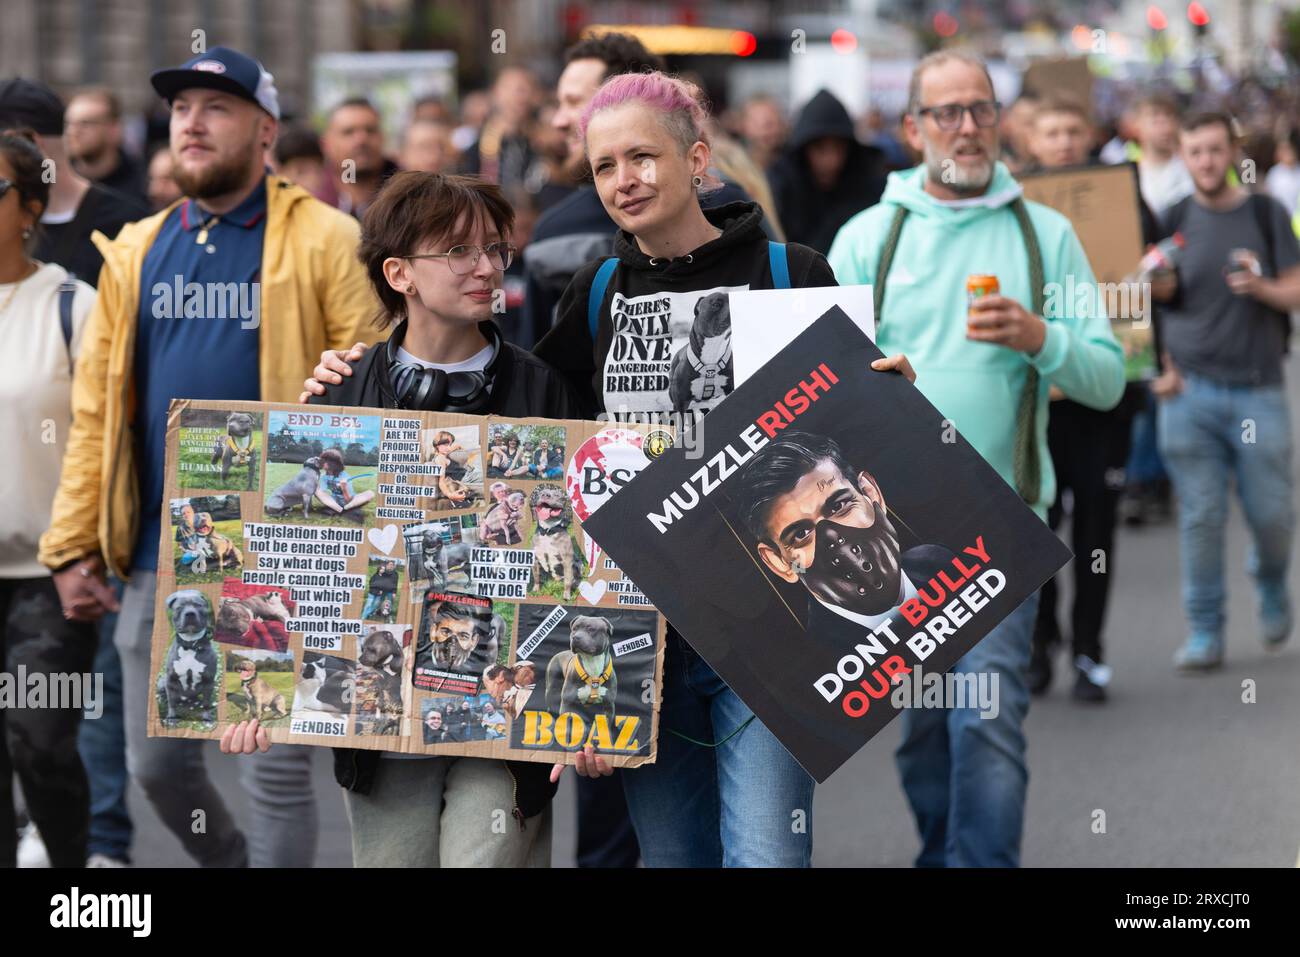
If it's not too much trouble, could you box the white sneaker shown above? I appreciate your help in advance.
[16,824,50,868]
[86,853,129,868]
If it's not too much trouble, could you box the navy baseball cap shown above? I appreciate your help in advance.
[150,46,280,120]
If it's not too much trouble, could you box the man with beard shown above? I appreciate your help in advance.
[416,599,493,676]
[40,46,378,869]
[317,98,399,219]
[64,88,148,204]
[828,49,1124,867]
[737,432,954,636]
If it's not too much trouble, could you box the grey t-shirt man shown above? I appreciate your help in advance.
[1161,194,1300,385]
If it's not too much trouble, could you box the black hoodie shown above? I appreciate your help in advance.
[767,89,886,255]
[534,201,836,416]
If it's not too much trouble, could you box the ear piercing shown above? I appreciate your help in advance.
[692,175,703,188]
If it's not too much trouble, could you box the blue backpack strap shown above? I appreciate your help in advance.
[58,277,77,373]
[768,241,790,289]
[587,257,619,341]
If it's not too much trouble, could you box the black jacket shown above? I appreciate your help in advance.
[34,182,147,287]
[767,89,886,255]
[534,200,836,415]
[312,320,577,822]
[367,567,399,594]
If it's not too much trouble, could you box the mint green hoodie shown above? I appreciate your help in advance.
[828,162,1125,518]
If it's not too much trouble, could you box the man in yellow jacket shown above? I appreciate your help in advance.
[39,47,379,867]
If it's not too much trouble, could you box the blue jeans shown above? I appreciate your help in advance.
[1127,385,1168,485]
[620,632,815,867]
[895,591,1039,867]
[78,579,132,862]
[1157,373,1294,638]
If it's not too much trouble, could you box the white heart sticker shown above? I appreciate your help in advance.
[577,579,608,605]
[368,524,399,554]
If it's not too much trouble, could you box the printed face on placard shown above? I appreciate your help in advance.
[740,447,904,618]
[412,591,498,695]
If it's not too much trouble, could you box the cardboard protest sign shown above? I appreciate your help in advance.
[1018,163,1154,379]
[1022,57,1094,117]
[582,308,1071,782]
[149,400,667,768]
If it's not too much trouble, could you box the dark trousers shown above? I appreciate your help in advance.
[576,773,641,868]
[1034,393,1138,664]
[0,576,96,867]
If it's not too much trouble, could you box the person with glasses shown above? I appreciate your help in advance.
[223,169,580,868]
[828,49,1125,867]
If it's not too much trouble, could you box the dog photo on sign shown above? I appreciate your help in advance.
[155,589,220,731]
[264,410,380,525]
[213,580,295,653]
[527,484,587,602]
[223,648,293,728]
[482,481,531,547]
[170,495,244,586]
[354,625,411,736]
[507,605,656,759]
[404,516,479,591]
[292,652,356,719]
[177,408,264,492]
[487,423,567,480]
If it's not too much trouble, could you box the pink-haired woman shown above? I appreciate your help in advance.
[533,71,913,867]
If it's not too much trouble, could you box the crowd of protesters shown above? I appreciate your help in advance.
[1,27,1298,870]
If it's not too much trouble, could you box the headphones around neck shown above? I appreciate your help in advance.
[384,320,503,413]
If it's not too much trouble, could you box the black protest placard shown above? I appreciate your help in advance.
[582,307,1071,782]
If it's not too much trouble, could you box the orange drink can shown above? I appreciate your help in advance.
[966,274,998,334]
[967,274,999,305]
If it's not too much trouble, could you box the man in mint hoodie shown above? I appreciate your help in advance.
[828,50,1125,867]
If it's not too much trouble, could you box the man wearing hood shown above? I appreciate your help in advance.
[828,50,1125,868]
[768,89,886,255]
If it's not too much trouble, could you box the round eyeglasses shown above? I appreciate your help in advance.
[403,242,516,274]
